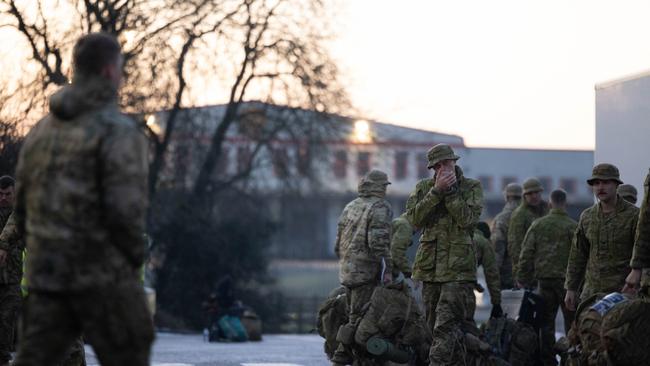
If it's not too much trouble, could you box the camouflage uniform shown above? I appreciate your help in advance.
[406,144,483,365]
[0,210,22,364]
[617,184,637,205]
[334,169,393,364]
[390,215,414,276]
[508,179,549,281]
[517,208,577,366]
[490,183,522,289]
[470,229,501,321]
[566,197,639,302]
[631,169,650,291]
[12,68,154,365]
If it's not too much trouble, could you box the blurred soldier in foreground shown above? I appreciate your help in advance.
[12,33,153,366]
[472,222,502,321]
[508,178,549,282]
[490,183,522,289]
[565,164,639,310]
[0,176,21,366]
[517,189,576,366]
[624,169,650,295]
[617,183,637,205]
[391,213,416,278]
[333,169,393,365]
[406,144,483,365]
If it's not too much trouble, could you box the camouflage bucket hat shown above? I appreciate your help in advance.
[362,169,391,186]
[587,163,623,185]
[522,178,543,194]
[426,143,460,169]
[504,183,523,197]
[617,184,637,200]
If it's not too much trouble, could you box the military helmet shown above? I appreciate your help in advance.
[362,169,391,186]
[522,178,543,195]
[587,163,623,185]
[617,184,637,204]
[504,183,523,197]
[426,143,460,169]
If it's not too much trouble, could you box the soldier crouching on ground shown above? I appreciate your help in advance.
[12,32,154,366]
[332,169,393,366]
[405,144,483,365]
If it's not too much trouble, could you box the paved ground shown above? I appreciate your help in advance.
[86,333,331,366]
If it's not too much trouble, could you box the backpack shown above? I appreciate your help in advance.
[316,287,348,359]
[214,315,248,342]
[600,297,650,366]
[481,316,537,366]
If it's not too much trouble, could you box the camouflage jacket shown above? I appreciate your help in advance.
[0,211,24,285]
[490,200,519,268]
[335,182,392,287]
[14,75,149,292]
[565,198,639,299]
[517,209,577,286]
[508,200,549,277]
[631,170,650,269]
[406,166,483,283]
[391,216,414,275]
[474,230,501,305]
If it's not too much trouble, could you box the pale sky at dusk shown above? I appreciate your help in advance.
[329,0,650,150]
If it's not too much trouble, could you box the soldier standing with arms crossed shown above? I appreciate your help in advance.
[12,33,154,366]
[565,164,639,310]
[406,144,483,365]
[332,169,393,366]
[491,183,522,289]
[517,189,576,366]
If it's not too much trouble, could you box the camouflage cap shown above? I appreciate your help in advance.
[426,143,460,169]
[362,169,391,185]
[504,183,523,197]
[617,184,637,203]
[522,178,543,194]
[587,163,623,185]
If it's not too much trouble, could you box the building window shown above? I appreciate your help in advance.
[502,176,517,190]
[478,176,493,192]
[394,151,408,180]
[237,146,252,173]
[560,178,577,194]
[357,151,371,176]
[418,153,429,179]
[272,148,289,178]
[333,150,347,179]
[539,176,552,192]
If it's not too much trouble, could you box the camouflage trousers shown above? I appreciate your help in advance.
[333,283,377,363]
[422,282,475,365]
[0,284,21,363]
[495,243,514,289]
[13,281,154,366]
[539,279,575,366]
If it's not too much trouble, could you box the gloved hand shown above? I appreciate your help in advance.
[490,304,503,318]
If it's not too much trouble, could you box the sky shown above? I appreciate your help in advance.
[328,0,650,150]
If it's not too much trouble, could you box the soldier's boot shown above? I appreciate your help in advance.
[331,343,353,365]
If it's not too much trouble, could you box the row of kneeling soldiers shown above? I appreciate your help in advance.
[317,142,650,366]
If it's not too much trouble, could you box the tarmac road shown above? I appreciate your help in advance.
[86,333,331,366]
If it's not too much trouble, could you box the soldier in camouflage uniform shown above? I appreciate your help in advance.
[565,164,639,311]
[333,169,393,365]
[508,178,549,283]
[517,189,576,366]
[405,144,483,365]
[391,214,416,278]
[0,176,21,366]
[617,184,637,205]
[624,169,650,295]
[490,183,522,289]
[471,222,502,321]
[12,33,153,366]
